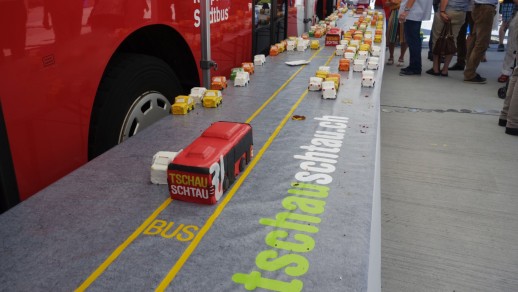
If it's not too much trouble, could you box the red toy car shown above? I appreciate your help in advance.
[168,121,253,205]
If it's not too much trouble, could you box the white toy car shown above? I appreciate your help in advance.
[357,50,369,60]
[361,70,375,87]
[340,39,349,46]
[353,59,366,72]
[371,45,381,57]
[349,40,360,47]
[321,81,337,99]
[189,87,207,104]
[335,44,345,56]
[254,54,266,66]
[367,57,379,70]
[308,76,324,91]
[344,52,356,60]
[151,151,181,184]
[286,40,296,51]
[234,71,250,87]
[318,66,331,72]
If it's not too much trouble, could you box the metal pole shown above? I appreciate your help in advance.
[200,0,217,88]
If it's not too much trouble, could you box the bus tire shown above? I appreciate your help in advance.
[88,53,182,160]
[239,157,245,172]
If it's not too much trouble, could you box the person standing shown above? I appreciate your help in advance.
[386,0,408,66]
[448,0,475,71]
[463,0,498,84]
[498,2,518,83]
[498,0,515,52]
[398,0,433,76]
[426,0,469,77]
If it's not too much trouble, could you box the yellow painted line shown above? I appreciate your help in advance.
[76,46,332,291]
[156,51,337,291]
[75,198,172,291]
[245,47,323,124]
[156,90,310,292]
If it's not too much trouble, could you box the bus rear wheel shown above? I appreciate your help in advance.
[88,53,182,160]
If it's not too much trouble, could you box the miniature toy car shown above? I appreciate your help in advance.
[230,68,244,81]
[202,90,223,108]
[357,50,369,61]
[308,76,324,91]
[353,59,366,72]
[286,40,296,51]
[327,73,341,89]
[374,35,382,43]
[270,45,279,56]
[168,121,253,204]
[172,95,195,115]
[321,81,337,99]
[234,71,250,87]
[367,57,379,70]
[189,87,207,104]
[335,44,345,56]
[151,151,181,185]
[361,70,375,87]
[310,40,320,49]
[339,58,350,71]
[301,32,309,39]
[344,52,355,60]
[242,62,255,75]
[371,45,381,57]
[315,70,329,79]
[211,76,227,90]
[254,54,266,66]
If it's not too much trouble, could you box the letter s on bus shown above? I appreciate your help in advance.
[194,9,201,27]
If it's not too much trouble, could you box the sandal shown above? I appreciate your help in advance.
[498,74,509,83]
[396,57,404,67]
[387,58,394,65]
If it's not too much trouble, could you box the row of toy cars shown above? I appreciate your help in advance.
[270,36,312,55]
[309,66,341,99]
[171,87,223,115]
[171,56,266,115]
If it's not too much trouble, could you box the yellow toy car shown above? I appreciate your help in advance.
[171,95,195,115]
[310,40,320,50]
[202,90,223,108]
[315,70,329,79]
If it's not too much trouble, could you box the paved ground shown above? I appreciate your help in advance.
[380,39,518,292]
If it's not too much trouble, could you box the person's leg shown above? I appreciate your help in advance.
[464,5,497,81]
[500,67,518,125]
[402,20,422,73]
[398,42,408,65]
[501,15,518,78]
[499,20,509,50]
[442,11,466,75]
[504,68,518,134]
[388,42,395,64]
[450,13,469,69]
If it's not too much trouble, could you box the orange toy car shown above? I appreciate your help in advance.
[211,76,227,90]
[339,59,350,71]
[270,45,279,56]
[242,62,255,75]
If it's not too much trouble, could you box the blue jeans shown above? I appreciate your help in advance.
[404,20,423,73]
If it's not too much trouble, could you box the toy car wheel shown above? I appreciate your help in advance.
[88,53,182,160]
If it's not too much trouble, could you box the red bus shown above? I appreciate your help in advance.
[0,0,319,212]
[167,121,253,205]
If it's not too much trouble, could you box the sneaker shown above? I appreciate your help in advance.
[497,44,505,52]
[464,74,487,84]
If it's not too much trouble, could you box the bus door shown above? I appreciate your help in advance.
[252,0,288,55]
